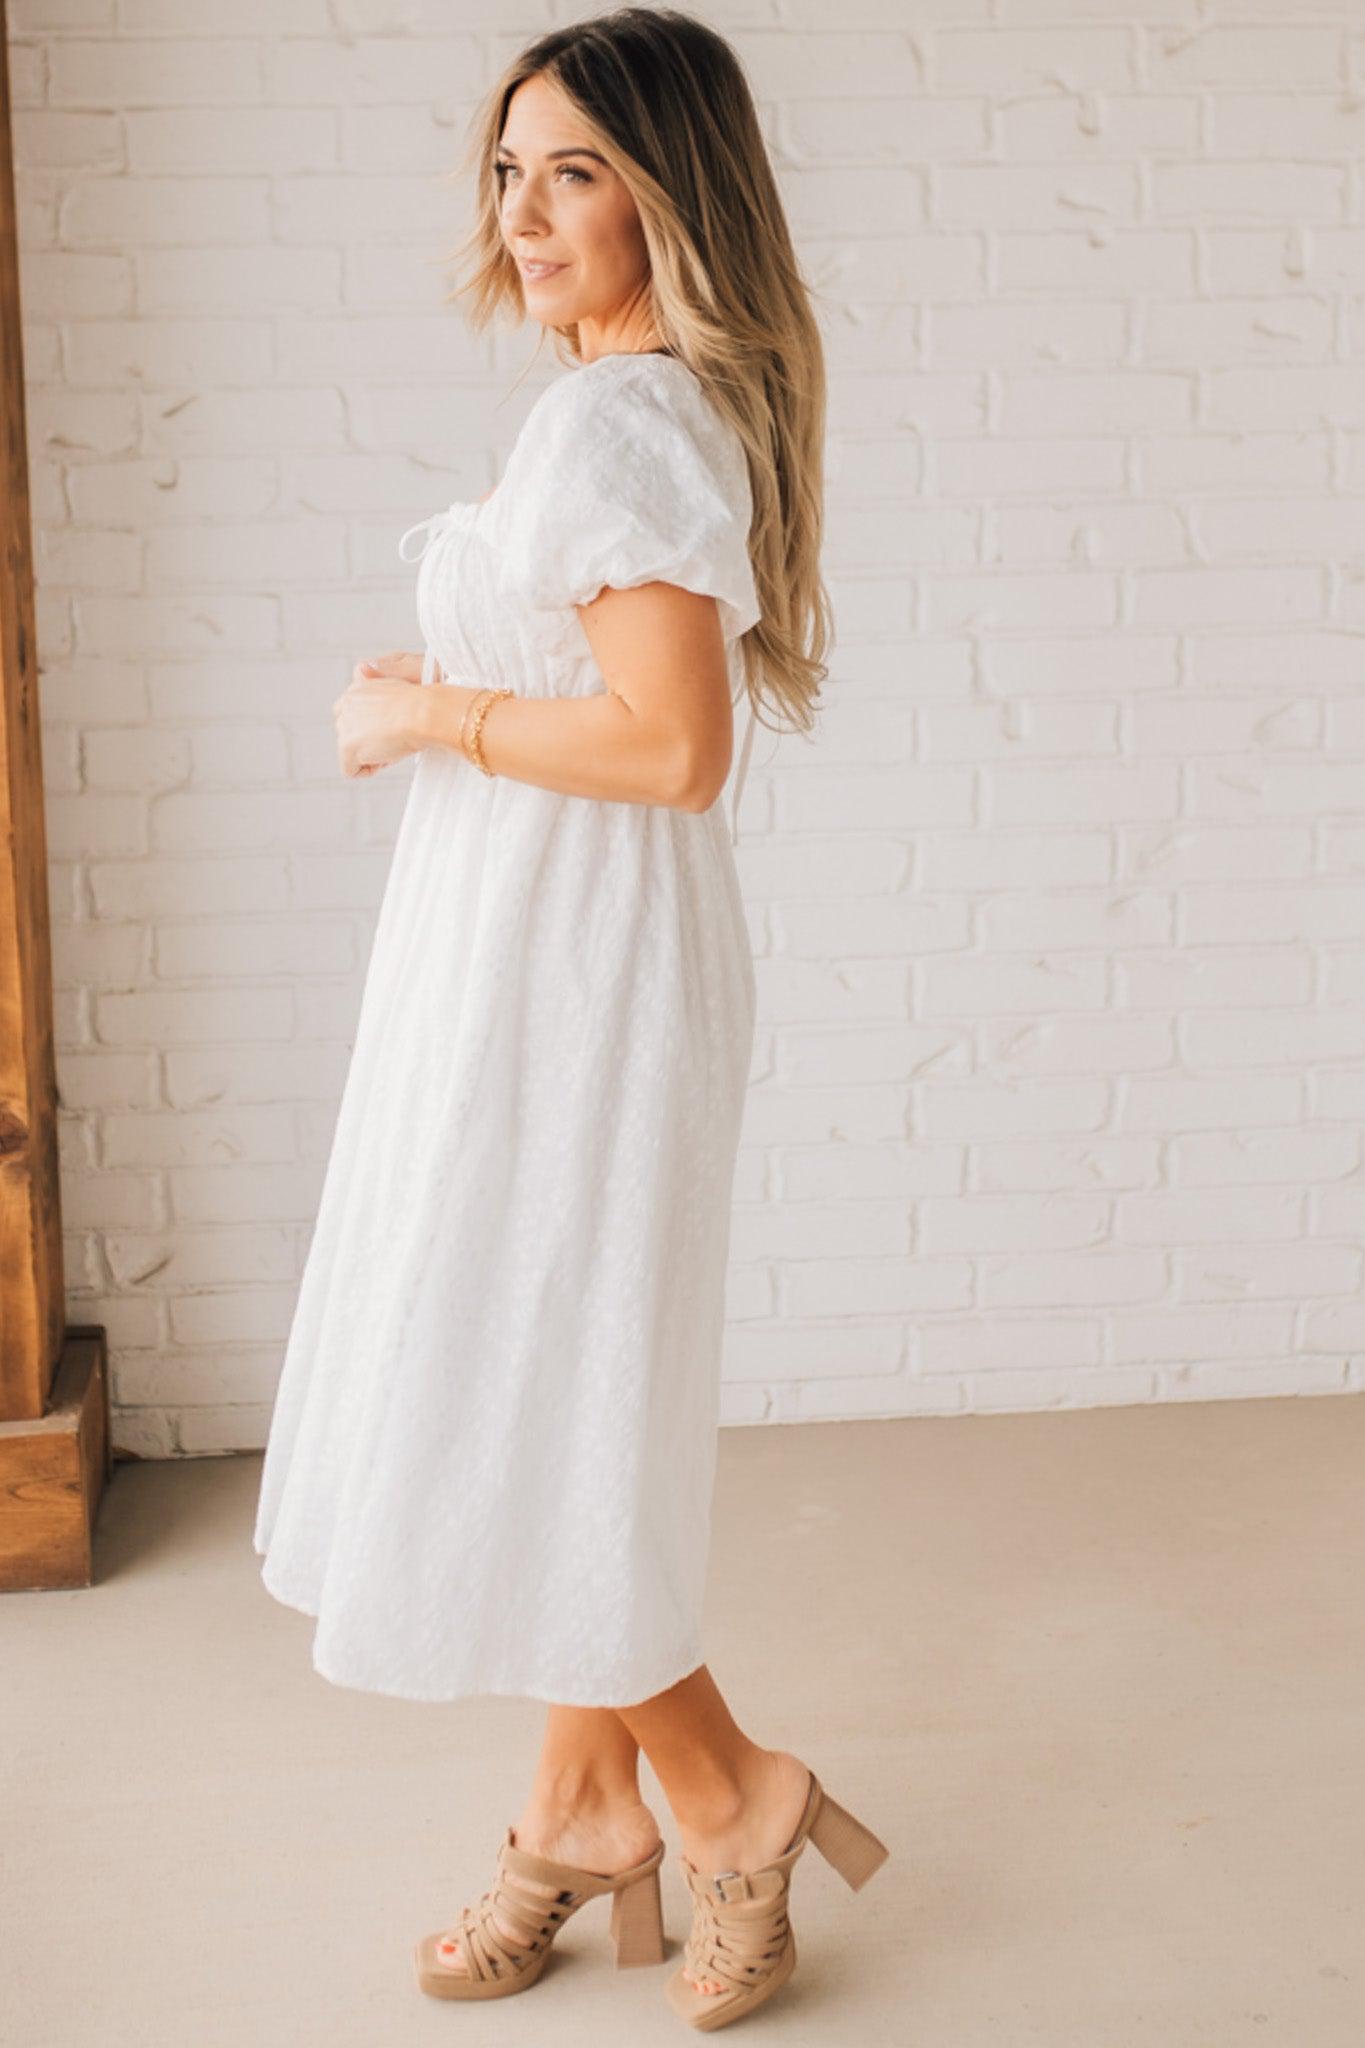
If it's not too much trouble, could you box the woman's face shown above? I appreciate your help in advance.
[496,74,656,351]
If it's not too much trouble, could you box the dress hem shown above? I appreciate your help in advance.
[255,1546,707,1710]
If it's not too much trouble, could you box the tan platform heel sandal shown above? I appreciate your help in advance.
[664,1769,889,2033]
[414,1824,667,2000]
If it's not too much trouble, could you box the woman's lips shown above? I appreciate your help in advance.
[519,259,566,280]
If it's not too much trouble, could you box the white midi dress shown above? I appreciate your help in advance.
[252,350,762,1707]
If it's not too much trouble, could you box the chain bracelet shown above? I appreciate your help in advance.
[456,690,487,760]
[467,687,514,777]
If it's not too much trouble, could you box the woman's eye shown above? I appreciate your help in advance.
[494,162,591,186]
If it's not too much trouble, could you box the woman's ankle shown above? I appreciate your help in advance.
[527,1761,646,1818]
[517,1773,657,1847]
[664,1742,786,1837]
[512,1794,662,1874]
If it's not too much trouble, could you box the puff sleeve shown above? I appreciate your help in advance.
[497,360,761,644]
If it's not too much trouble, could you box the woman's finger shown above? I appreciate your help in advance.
[365,651,424,684]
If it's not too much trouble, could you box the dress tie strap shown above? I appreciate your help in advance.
[397,506,463,563]
[398,508,465,689]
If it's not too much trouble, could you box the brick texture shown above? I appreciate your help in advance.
[10,3,1363,1453]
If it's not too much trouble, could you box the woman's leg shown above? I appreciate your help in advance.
[615,1665,813,1996]
[434,1706,663,1975]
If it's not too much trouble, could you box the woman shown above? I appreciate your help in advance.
[252,8,888,2031]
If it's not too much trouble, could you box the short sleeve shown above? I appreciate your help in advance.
[496,359,761,643]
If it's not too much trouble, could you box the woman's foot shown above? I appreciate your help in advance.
[674,1748,813,1997]
[432,1796,664,1976]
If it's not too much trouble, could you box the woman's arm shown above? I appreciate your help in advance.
[354,579,737,813]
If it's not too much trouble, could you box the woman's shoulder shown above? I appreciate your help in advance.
[521,353,744,475]
[487,351,760,636]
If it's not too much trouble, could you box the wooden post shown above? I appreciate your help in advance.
[0,0,110,1591]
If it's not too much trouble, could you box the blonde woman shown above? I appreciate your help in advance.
[253,7,888,2030]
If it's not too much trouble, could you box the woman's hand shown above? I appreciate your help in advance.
[332,653,430,778]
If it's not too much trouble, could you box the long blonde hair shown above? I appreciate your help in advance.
[439,6,830,740]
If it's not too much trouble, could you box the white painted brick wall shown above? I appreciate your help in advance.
[9,2,1365,1457]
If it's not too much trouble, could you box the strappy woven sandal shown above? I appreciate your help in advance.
[414,1824,667,2000]
[665,1769,889,2032]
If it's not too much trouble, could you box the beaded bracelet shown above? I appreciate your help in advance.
[466,686,513,777]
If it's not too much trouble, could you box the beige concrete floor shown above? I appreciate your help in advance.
[3,1394,1362,2047]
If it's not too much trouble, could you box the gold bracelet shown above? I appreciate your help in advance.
[456,691,487,759]
[458,686,497,763]
[468,686,513,777]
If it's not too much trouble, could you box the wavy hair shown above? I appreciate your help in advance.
[438,6,830,740]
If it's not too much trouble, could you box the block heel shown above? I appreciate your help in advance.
[611,1860,667,1967]
[807,1784,891,1891]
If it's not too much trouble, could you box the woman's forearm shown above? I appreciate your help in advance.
[411,681,705,812]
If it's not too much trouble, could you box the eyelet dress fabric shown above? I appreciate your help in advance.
[252,353,762,1705]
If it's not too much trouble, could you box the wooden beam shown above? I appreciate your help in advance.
[0,0,109,1585]
[0,0,65,1426]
